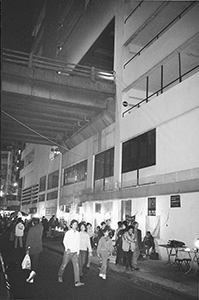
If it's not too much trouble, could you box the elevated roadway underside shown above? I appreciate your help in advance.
[1,60,115,151]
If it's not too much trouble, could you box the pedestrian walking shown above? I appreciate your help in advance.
[41,216,49,238]
[25,218,43,283]
[98,222,106,240]
[86,222,94,269]
[93,225,101,249]
[48,215,58,238]
[132,221,142,270]
[122,225,135,271]
[79,222,92,278]
[14,218,25,249]
[58,219,84,287]
[9,218,17,242]
[97,225,114,280]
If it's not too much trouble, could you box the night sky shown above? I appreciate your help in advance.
[2,0,45,53]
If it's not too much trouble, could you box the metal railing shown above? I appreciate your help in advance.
[124,0,144,24]
[2,48,115,83]
[122,64,199,117]
[123,1,196,68]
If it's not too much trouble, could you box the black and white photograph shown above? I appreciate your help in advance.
[1,1,199,299]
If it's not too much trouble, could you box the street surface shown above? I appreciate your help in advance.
[0,237,187,300]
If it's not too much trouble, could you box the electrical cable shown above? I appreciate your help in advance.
[1,109,113,165]
[2,109,69,150]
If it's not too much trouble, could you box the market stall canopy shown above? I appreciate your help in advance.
[10,210,29,219]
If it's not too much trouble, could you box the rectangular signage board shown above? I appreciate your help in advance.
[171,195,181,207]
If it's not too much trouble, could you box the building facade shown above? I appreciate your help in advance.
[19,0,199,259]
[0,145,22,211]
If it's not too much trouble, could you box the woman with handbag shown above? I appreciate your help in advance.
[25,218,43,283]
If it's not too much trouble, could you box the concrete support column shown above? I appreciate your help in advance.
[113,0,124,191]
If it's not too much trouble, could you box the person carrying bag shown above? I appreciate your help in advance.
[21,247,31,270]
[25,218,43,283]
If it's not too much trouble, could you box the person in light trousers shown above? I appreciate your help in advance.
[58,219,84,287]
[97,225,114,280]
[79,222,92,277]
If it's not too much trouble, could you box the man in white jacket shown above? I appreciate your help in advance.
[14,218,25,249]
[58,219,84,287]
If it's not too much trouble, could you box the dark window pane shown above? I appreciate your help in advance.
[95,148,114,180]
[47,190,58,200]
[39,194,45,202]
[63,160,87,186]
[39,176,46,192]
[95,152,104,180]
[148,129,156,166]
[48,171,59,189]
[139,136,148,169]
[130,138,138,171]
[104,148,114,177]
[122,129,156,173]
[122,141,131,173]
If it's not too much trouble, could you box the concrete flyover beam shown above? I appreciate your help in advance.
[1,60,116,148]
[2,62,115,108]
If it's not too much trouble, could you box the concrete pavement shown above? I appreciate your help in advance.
[43,238,199,300]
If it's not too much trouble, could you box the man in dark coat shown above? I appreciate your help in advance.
[132,221,142,270]
[25,218,43,283]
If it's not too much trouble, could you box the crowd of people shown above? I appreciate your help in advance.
[57,218,156,284]
[0,213,156,286]
[114,221,155,271]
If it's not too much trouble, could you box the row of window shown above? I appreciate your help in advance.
[95,198,156,217]
[38,129,156,192]
[38,190,59,202]
[63,160,87,185]
[121,195,180,217]
[39,171,59,192]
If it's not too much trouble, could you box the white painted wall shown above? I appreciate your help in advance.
[20,144,61,216]
[120,73,199,180]
[129,192,199,260]
[157,108,199,174]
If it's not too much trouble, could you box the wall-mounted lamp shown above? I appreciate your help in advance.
[84,116,90,122]
[51,147,60,155]
[57,45,62,51]
[122,101,134,107]
[58,22,63,28]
